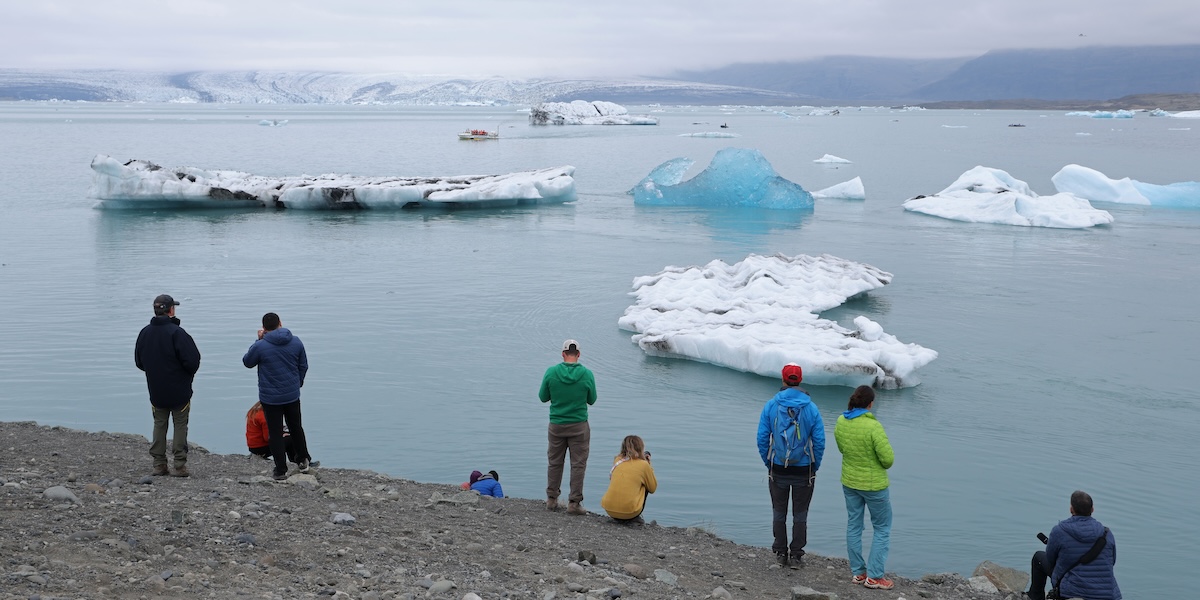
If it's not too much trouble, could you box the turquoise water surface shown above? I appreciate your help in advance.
[1,102,1196,597]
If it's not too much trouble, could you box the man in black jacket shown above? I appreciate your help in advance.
[135,294,201,477]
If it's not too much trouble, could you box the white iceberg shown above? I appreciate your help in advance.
[1051,164,1200,209]
[88,154,576,210]
[617,253,937,389]
[678,132,740,138]
[1171,110,1200,119]
[813,154,852,164]
[902,166,1113,228]
[812,177,865,200]
[1065,110,1135,119]
[628,148,813,209]
[528,100,658,125]
[258,119,288,126]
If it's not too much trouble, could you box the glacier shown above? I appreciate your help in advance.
[617,253,938,389]
[88,155,576,210]
[1051,164,1200,208]
[528,101,658,125]
[902,166,1113,228]
[0,70,799,106]
[627,148,814,210]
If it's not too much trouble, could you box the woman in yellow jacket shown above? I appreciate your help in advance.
[600,435,657,524]
[835,385,896,590]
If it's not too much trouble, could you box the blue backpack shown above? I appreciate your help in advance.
[769,402,813,468]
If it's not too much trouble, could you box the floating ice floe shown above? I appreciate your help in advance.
[258,119,288,127]
[679,132,739,138]
[1171,110,1200,119]
[1065,110,1135,119]
[813,154,852,164]
[628,148,813,209]
[812,177,865,201]
[902,166,1113,228]
[528,100,658,125]
[1052,164,1200,208]
[88,154,577,210]
[617,253,937,388]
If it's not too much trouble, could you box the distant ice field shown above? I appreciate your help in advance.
[0,102,1197,599]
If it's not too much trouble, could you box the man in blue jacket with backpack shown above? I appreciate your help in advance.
[756,363,825,568]
[243,312,314,481]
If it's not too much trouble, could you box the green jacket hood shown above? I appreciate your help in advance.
[547,362,589,383]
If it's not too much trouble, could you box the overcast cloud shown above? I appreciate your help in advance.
[3,1,1196,78]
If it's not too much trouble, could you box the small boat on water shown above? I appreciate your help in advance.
[458,128,499,140]
[1008,123,1026,127]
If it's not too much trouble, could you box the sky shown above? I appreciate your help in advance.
[3,1,1197,79]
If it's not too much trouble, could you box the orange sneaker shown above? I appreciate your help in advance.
[865,577,894,590]
[852,573,867,585]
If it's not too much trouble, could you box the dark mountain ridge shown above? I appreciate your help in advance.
[673,45,1200,106]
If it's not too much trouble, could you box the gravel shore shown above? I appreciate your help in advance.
[0,421,1024,600]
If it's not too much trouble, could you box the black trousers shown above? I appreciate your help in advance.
[768,467,815,557]
[1027,550,1053,600]
[262,400,310,475]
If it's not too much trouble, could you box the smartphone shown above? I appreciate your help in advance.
[1037,532,1049,544]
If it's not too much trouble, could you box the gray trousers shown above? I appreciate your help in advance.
[546,421,590,504]
[150,402,190,468]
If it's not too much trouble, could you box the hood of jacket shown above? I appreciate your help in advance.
[842,407,870,419]
[264,328,293,346]
[546,362,588,384]
[1059,515,1106,544]
[772,386,812,409]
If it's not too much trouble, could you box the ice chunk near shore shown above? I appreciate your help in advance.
[812,177,865,200]
[529,100,658,125]
[814,154,852,164]
[88,154,576,210]
[902,166,1113,228]
[617,253,937,388]
[1052,164,1200,208]
[628,148,813,209]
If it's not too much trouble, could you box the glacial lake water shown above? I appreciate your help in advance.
[1,102,1197,598]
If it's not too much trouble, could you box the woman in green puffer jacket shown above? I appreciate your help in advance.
[835,385,896,590]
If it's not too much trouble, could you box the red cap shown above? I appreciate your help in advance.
[782,363,803,384]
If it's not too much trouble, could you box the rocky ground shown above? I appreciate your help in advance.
[0,421,1029,600]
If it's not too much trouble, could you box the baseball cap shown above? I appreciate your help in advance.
[782,363,803,384]
[153,294,180,310]
[561,339,580,352]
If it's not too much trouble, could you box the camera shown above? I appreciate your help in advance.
[1037,532,1049,544]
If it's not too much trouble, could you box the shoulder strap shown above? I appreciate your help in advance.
[1052,528,1109,589]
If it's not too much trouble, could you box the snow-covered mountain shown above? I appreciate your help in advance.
[0,70,805,105]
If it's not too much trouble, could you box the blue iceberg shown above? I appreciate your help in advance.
[1052,164,1200,209]
[628,148,814,210]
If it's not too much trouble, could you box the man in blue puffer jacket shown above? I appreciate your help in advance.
[243,312,314,481]
[1027,490,1121,600]
[756,363,825,568]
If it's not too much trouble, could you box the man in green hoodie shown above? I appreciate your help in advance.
[539,339,597,515]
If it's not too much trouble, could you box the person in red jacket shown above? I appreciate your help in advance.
[245,401,296,464]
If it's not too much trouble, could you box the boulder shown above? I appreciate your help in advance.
[972,560,1029,594]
